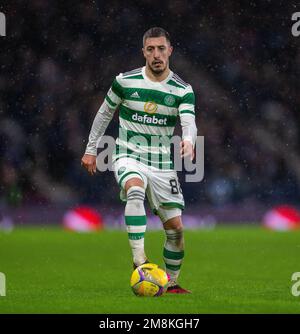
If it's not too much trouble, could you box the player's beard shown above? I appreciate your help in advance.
[149,61,167,75]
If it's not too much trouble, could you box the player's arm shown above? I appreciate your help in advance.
[81,77,123,175]
[179,86,197,160]
[81,101,116,175]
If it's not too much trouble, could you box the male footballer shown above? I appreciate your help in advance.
[81,27,197,293]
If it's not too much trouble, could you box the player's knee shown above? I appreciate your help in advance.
[162,213,183,230]
[167,223,184,237]
[125,177,144,193]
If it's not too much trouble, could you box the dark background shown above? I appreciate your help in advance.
[0,0,299,223]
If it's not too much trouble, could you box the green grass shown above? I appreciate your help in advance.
[0,226,300,313]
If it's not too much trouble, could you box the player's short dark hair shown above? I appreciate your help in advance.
[143,27,171,46]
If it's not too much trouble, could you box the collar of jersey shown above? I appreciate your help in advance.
[142,66,173,86]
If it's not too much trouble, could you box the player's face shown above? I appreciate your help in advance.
[143,37,173,74]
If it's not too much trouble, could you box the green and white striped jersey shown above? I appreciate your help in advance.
[104,66,196,169]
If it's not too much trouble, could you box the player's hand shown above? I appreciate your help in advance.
[81,154,97,175]
[180,140,194,161]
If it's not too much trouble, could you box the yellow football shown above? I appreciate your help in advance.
[130,263,169,297]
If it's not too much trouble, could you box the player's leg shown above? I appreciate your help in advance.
[145,168,189,293]
[124,177,148,268]
[158,209,190,293]
[163,214,184,285]
[112,157,149,268]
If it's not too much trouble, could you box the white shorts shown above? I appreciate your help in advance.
[112,157,184,220]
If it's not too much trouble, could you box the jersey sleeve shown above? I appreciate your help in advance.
[84,100,116,156]
[104,74,124,110]
[180,113,197,147]
[179,85,197,146]
[178,85,195,116]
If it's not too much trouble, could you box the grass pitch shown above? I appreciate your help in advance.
[0,225,299,314]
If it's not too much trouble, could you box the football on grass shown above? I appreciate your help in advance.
[130,263,169,297]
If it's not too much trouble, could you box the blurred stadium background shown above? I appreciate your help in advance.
[0,0,300,229]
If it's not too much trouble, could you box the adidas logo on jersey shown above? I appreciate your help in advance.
[130,91,140,98]
[132,113,167,125]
